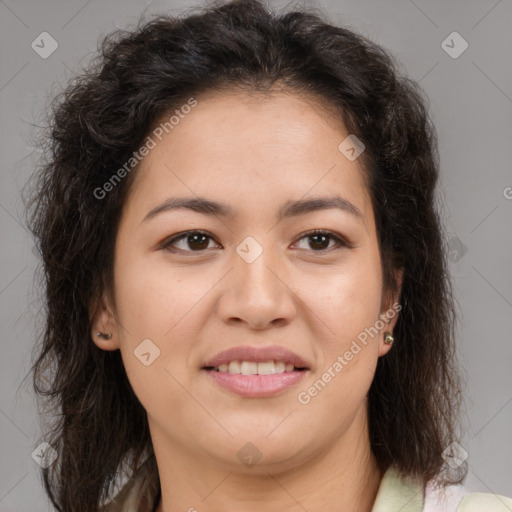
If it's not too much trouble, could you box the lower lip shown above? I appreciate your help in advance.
[204,369,308,398]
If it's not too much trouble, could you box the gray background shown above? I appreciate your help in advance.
[1,0,511,510]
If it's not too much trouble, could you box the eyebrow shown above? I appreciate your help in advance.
[141,194,364,224]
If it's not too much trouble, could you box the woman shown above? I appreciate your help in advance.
[24,0,512,511]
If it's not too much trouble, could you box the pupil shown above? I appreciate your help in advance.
[310,234,328,250]
[189,234,208,250]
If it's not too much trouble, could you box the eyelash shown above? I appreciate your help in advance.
[161,229,349,254]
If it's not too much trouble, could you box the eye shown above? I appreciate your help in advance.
[161,229,349,254]
[293,229,348,252]
[161,230,220,253]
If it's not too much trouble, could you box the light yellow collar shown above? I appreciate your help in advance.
[371,465,424,512]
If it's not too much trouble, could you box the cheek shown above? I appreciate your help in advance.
[295,259,382,419]
[112,248,212,383]
[112,251,197,412]
[113,245,192,335]
[305,251,383,347]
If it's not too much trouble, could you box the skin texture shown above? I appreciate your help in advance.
[92,90,402,512]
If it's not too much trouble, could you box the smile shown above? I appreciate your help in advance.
[208,360,305,375]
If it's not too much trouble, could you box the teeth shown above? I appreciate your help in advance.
[228,361,241,374]
[216,360,298,374]
[257,361,277,375]
[241,361,258,375]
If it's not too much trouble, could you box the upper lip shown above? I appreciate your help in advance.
[202,345,310,369]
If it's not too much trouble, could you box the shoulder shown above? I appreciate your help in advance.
[424,480,512,512]
[456,493,512,511]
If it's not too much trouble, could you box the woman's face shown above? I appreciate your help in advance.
[93,90,400,472]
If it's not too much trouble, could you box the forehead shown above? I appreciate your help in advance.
[124,90,374,228]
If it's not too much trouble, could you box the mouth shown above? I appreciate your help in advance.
[201,345,310,398]
[202,361,309,374]
[202,344,310,371]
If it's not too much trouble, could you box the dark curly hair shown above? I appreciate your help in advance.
[23,0,466,510]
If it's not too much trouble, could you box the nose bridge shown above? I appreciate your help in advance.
[217,233,295,327]
[233,234,281,296]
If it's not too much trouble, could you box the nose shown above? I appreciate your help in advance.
[216,241,297,330]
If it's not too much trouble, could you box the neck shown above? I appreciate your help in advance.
[153,403,383,512]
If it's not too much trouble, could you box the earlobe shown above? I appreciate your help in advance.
[91,322,120,351]
[378,268,403,358]
[92,331,119,351]
[90,292,120,351]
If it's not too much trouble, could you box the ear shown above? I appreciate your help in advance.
[378,267,403,357]
[90,291,120,351]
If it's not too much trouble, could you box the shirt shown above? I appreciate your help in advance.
[102,456,512,511]
[375,465,512,511]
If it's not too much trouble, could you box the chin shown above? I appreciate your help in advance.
[201,431,314,473]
